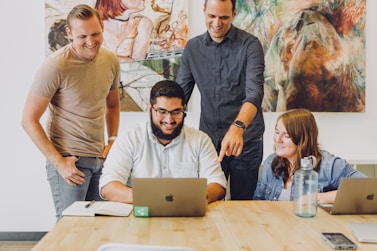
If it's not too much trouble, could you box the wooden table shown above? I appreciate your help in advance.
[31,201,377,251]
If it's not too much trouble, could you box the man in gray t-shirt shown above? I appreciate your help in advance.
[21,4,120,220]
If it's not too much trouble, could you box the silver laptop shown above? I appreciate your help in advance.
[319,178,377,215]
[132,178,207,217]
[349,223,377,243]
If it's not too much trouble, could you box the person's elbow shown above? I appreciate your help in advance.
[99,182,113,200]
[20,92,49,133]
[20,115,28,131]
[21,111,36,134]
[100,182,114,200]
[206,183,226,203]
[100,181,133,204]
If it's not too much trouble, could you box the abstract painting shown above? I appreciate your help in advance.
[234,0,366,112]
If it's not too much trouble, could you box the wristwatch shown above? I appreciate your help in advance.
[232,120,246,130]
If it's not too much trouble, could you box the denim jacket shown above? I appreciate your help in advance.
[253,150,367,201]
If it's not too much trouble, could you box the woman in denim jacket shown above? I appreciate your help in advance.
[253,109,366,203]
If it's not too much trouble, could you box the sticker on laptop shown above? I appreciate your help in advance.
[134,206,149,217]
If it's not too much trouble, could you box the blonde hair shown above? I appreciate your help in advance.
[66,4,102,29]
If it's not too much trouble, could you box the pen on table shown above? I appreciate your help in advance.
[85,200,95,208]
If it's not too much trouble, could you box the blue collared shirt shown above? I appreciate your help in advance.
[176,25,265,146]
[253,150,367,201]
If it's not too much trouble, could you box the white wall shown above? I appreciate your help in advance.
[0,0,376,231]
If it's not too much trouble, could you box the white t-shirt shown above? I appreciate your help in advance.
[278,188,291,201]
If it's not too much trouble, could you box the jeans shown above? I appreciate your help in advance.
[46,156,104,221]
[219,138,263,200]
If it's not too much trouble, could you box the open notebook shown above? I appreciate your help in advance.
[132,178,207,217]
[62,201,133,217]
[319,178,377,215]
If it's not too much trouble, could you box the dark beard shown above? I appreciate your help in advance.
[150,112,184,142]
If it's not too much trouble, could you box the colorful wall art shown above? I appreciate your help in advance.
[45,0,189,111]
[234,0,366,112]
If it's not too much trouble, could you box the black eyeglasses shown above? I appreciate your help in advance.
[152,106,185,119]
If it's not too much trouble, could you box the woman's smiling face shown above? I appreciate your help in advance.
[273,118,298,164]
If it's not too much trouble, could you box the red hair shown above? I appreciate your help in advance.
[95,0,127,20]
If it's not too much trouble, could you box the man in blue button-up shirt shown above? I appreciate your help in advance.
[176,0,265,199]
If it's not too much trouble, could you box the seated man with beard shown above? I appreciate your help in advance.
[99,80,227,204]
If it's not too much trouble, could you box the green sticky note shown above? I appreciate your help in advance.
[134,206,149,217]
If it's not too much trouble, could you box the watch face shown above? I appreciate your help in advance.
[233,120,245,129]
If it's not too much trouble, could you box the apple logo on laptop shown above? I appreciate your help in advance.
[165,194,174,202]
[366,193,375,200]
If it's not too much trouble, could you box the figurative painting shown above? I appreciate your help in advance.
[234,0,366,112]
[45,0,189,111]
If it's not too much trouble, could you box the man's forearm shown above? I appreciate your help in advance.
[206,183,226,203]
[234,102,257,128]
[105,89,120,138]
[22,120,64,167]
[101,181,133,204]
